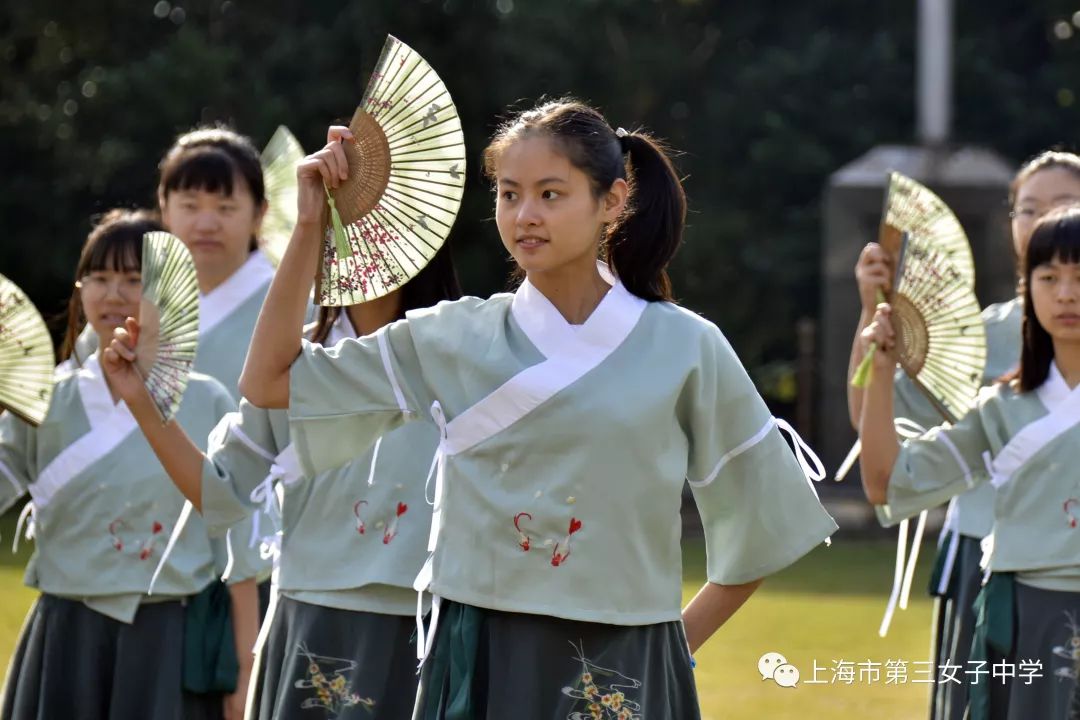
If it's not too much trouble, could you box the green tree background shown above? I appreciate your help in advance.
[3,0,1080,403]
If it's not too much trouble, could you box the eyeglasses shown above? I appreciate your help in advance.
[1010,198,1080,221]
[1009,208,1040,221]
[75,275,142,300]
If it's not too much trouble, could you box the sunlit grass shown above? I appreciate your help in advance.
[685,539,937,719]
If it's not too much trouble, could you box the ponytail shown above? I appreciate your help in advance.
[605,131,685,301]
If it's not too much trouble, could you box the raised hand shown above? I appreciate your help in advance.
[101,317,152,408]
[860,303,897,373]
[855,242,892,313]
[295,125,354,226]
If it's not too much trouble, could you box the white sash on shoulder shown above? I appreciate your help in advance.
[198,250,274,335]
[412,269,647,666]
[31,356,138,511]
[985,364,1080,488]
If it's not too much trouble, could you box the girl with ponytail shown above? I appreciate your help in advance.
[239,100,836,718]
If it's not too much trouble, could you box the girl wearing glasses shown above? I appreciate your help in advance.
[849,155,1080,720]
[0,210,240,720]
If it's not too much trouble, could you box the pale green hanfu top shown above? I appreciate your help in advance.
[287,273,838,627]
[200,312,437,615]
[0,356,235,621]
[881,361,1080,592]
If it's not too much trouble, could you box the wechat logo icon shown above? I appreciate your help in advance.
[758,651,800,688]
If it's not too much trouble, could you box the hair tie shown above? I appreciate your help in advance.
[615,127,630,153]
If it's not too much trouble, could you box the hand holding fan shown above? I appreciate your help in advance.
[851,173,987,424]
[319,35,466,306]
[0,274,55,425]
[260,126,305,266]
[137,232,199,421]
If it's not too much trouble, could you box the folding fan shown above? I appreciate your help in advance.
[318,34,466,306]
[851,172,986,424]
[260,125,305,266]
[0,274,54,425]
[137,232,199,421]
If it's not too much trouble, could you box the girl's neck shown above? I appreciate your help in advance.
[1052,339,1080,388]
[345,290,402,337]
[526,260,611,325]
[198,252,250,295]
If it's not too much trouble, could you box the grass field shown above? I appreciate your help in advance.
[0,511,938,718]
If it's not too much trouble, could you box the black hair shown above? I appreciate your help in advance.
[482,98,686,302]
[158,125,266,251]
[60,208,163,364]
[1007,205,1080,391]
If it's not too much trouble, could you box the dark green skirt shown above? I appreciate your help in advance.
[968,574,1080,720]
[249,596,418,720]
[927,531,983,720]
[1,593,225,720]
[413,601,700,720]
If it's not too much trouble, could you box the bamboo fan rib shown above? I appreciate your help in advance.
[318,34,466,306]
[882,173,987,424]
[260,126,305,266]
[138,232,199,421]
[881,172,976,287]
[0,273,54,425]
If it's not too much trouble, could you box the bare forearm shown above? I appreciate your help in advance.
[846,309,874,429]
[127,393,207,511]
[857,367,899,505]
[227,578,259,677]
[682,579,763,654]
[239,220,322,407]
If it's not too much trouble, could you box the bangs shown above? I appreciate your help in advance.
[77,211,162,277]
[82,229,142,275]
[160,146,243,198]
[1026,207,1080,273]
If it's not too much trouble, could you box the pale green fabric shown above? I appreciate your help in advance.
[288,291,837,625]
[892,298,1022,540]
[0,360,235,622]
[881,378,1080,591]
[192,265,275,585]
[200,396,437,616]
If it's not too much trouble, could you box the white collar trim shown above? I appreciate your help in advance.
[199,251,275,335]
[988,362,1080,488]
[33,354,138,509]
[509,263,640,361]
[1036,361,1071,411]
[76,354,134,427]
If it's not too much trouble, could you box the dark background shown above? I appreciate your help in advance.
[4,0,1080,412]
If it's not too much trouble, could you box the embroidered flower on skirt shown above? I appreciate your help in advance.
[561,641,642,720]
[295,642,376,714]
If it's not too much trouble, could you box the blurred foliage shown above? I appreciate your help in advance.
[4,0,1080,392]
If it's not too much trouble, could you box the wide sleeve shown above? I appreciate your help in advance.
[877,395,993,527]
[288,318,432,478]
[684,327,838,586]
[0,411,33,515]
[198,383,271,585]
[893,369,950,430]
[200,400,283,536]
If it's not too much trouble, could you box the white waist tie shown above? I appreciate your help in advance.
[414,401,447,668]
[879,417,930,637]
